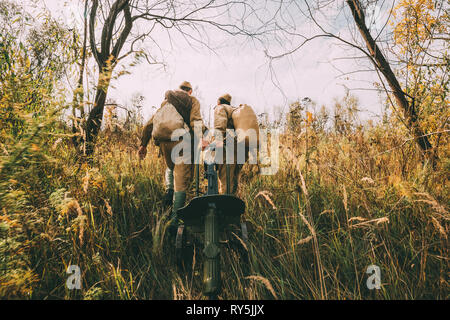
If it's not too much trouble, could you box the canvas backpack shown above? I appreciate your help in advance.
[231,104,260,146]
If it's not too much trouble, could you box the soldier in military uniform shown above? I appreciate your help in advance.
[212,94,238,194]
[138,81,206,227]
[212,94,259,195]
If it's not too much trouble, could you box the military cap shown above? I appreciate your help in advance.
[179,81,192,91]
[218,93,232,104]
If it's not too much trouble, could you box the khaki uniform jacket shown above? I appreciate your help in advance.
[140,93,205,147]
[213,103,260,194]
[213,104,259,140]
[214,103,236,136]
[140,92,205,192]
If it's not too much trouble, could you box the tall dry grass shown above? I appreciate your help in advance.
[1,109,449,300]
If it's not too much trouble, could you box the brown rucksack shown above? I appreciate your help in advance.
[231,104,260,145]
[165,90,192,128]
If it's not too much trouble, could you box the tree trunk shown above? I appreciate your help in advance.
[72,0,88,155]
[346,0,433,155]
[85,70,111,158]
[84,0,132,159]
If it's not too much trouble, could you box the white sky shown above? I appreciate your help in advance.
[25,0,390,125]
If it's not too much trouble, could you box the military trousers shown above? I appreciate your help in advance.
[217,139,255,194]
[159,140,194,192]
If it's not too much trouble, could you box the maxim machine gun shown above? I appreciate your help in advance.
[175,144,249,300]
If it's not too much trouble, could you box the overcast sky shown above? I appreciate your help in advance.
[24,0,391,125]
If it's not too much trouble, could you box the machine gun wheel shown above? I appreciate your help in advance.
[175,224,186,269]
[175,224,196,271]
